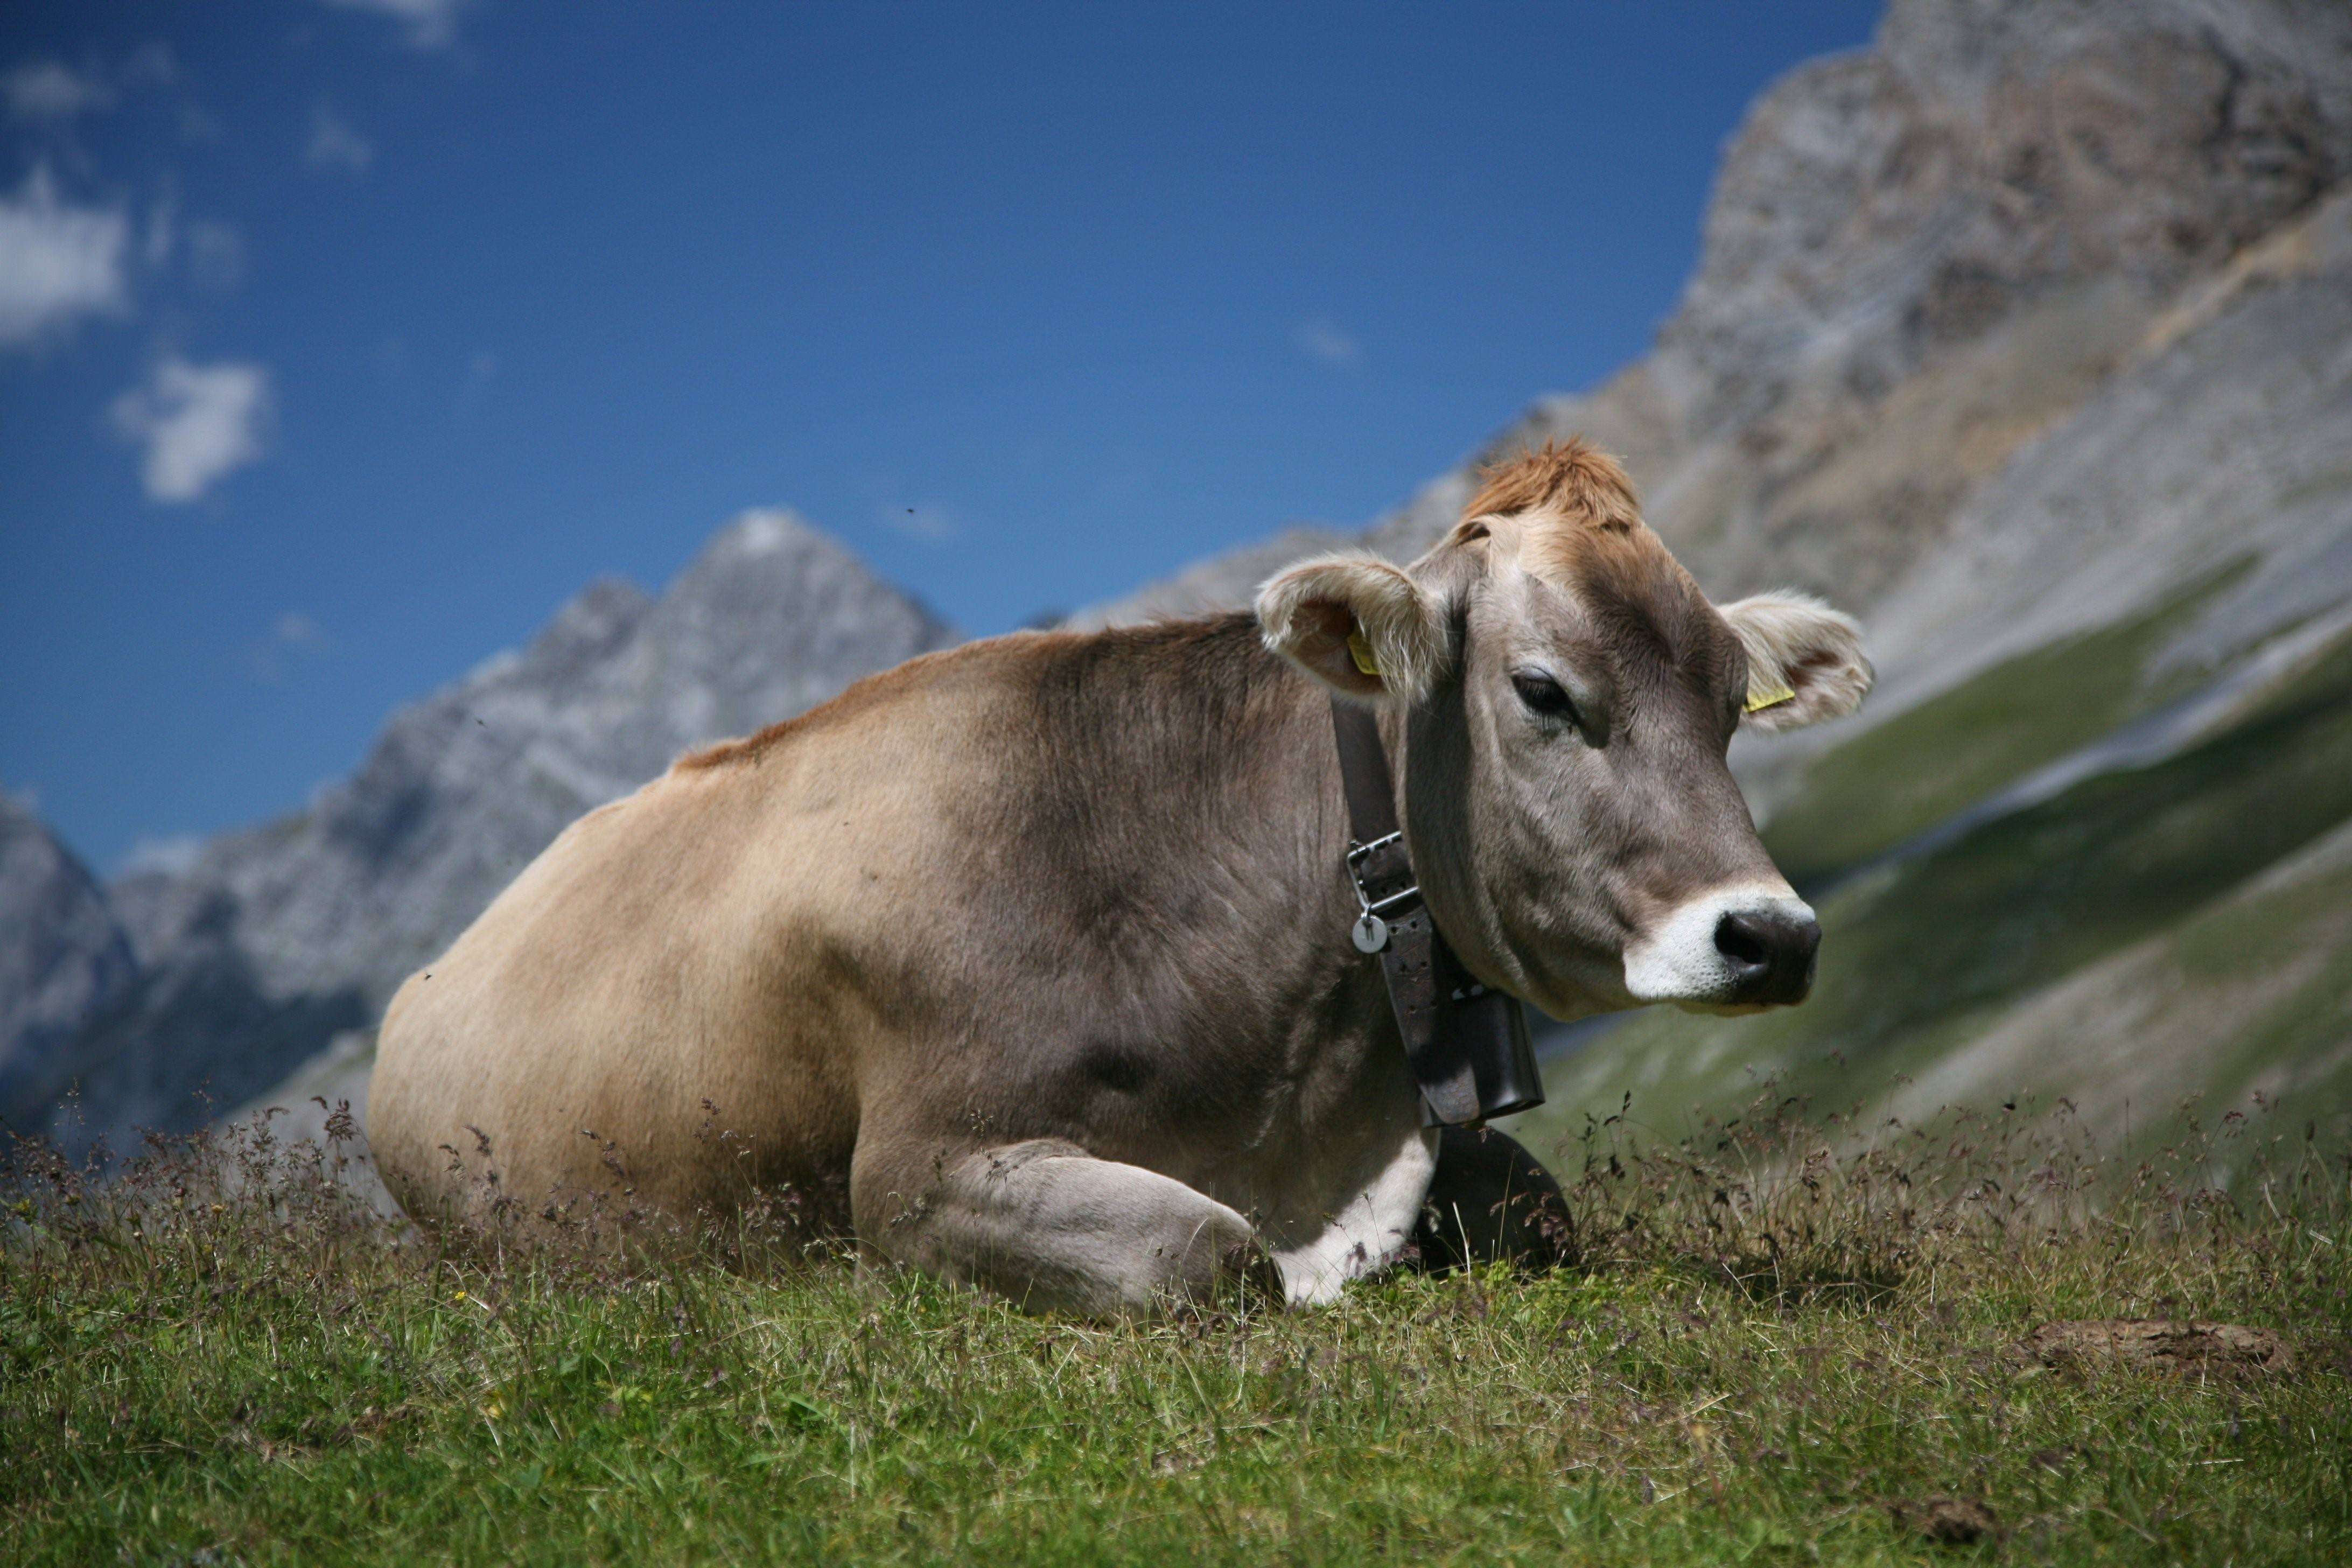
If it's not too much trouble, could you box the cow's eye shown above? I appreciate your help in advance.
[1510,668,1579,724]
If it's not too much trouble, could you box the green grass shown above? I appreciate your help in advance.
[5,1104,2349,1565]
[1760,562,2251,888]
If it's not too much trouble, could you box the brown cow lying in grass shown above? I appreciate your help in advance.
[370,439,1871,1314]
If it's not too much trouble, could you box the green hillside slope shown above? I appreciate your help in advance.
[1511,620,2352,1167]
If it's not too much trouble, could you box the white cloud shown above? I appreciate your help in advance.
[1298,320,1360,367]
[5,48,174,128]
[120,834,201,878]
[454,349,496,414]
[306,104,374,173]
[0,169,128,346]
[143,194,176,268]
[119,43,179,91]
[110,358,272,503]
[3,60,113,121]
[187,220,242,289]
[246,612,328,681]
[139,201,243,289]
[880,502,957,542]
[321,0,471,49]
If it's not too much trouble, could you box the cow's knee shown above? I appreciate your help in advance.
[855,1136,1277,1318]
[1411,1125,1573,1274]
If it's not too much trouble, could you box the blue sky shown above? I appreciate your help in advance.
[0,1,1879,871]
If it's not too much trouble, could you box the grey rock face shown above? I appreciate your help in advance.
[1642,0,2352,612]
[1863,185,2352,705]
[1660,0,2352,438]
[1066,526,1349,632]
[31,510,954,1150]
[1081,0,2352,660]
[0,797,138,1128]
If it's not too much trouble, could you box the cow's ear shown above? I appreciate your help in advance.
[1720,592,1874,732]
[1256,554,1446,702]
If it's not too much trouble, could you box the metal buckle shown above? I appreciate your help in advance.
[1345,832,1420,919]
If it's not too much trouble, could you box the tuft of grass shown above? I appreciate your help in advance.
[4,1100,2347,1565]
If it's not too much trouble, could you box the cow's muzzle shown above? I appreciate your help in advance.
[1712,906,1821,1007]
[1620,886,1821,1010]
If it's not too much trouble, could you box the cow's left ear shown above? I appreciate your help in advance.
[1256,553,1446,702]
[1720,592,1874,732]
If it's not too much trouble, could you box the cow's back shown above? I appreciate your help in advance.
[368,643,993,1233]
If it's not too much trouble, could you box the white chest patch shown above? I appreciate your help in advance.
[1271,1125,1439,1306]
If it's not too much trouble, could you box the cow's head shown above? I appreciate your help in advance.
[1257,439,1870,1018]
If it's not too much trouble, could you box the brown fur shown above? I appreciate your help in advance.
[373,432,1872,1317]
[674,639,1028,772]
[1455,437,1643,538]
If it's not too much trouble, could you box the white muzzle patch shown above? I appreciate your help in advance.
[1622,885,1817,1008]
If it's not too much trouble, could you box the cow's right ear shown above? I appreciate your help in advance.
[1256,554,1446,702]
[1720,591,1873,732]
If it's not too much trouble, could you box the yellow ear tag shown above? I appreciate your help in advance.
[1347,629,1383,678]
[1744,681,1797,715]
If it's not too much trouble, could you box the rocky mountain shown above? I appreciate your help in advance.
[8,0,2351,1164]
[1087,0,2352,660]
[9,511,954,1152]
[0,797,138,1123]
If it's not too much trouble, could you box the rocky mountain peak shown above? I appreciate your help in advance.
[526,576,654,683]
[15,512,955,1152]
[1658,0,2352,444]
[1059,2,2352,635]
[705,506,811,560]
[0,797,138,1121]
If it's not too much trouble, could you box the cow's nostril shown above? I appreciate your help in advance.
[1714,913,1770,971]
[1713,908,1822,1005]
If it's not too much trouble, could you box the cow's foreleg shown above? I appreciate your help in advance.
[853,1137,1279,1318]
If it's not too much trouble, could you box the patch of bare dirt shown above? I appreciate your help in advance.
[2023,1319,2292,1374]
[1891,1495,1998,1545]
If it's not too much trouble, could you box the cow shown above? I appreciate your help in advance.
[369,439,1871,1315]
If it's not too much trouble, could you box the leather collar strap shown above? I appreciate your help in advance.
[1328,697,1527,1127]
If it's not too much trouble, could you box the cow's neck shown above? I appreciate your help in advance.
[1053,612,1393,999]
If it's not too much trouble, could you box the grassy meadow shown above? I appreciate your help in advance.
[5,1097,2347,1565]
